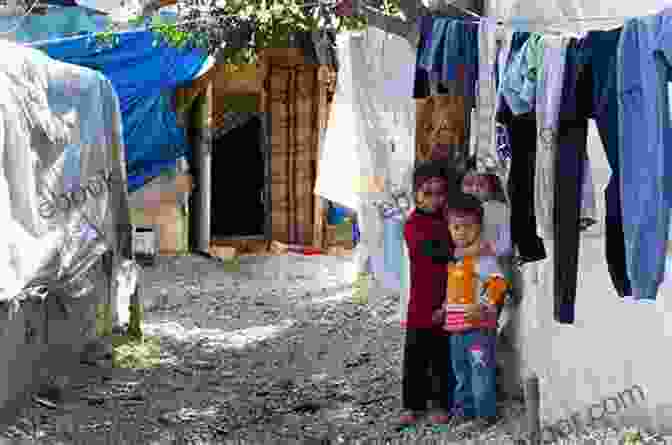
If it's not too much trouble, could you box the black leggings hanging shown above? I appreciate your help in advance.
[498,102,547,264]
[553,37,592,324]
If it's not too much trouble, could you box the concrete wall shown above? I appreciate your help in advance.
[505,119,672,432]
[477,0,672,428]
[0,259,109,420]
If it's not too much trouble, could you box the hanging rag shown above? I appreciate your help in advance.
[0,41,131,314]
[474,18,503,176]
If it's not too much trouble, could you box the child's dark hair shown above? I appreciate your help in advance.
[463,170,508,203]
[443,192,484,224]
[413,160,462,194]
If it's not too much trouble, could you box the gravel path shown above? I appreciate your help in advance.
[0,254,530,444]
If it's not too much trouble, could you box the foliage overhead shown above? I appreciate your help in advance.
[95,0,406,65]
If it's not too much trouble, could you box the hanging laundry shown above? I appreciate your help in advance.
[0,40,130,305]
[494,33,514,168]
[317,27,417,317]
[617,11,672,301]
[553,37,592,324]
[496,32,547,265]
[440,20,479,101]
[413,15,438,100]
[501,33,545,115]
[531,35,598,241]
[416,16,478,99]
[534,35,568,241]
[418,17,451,90]
[473,18,503,176]
[579,28,632,299]
[414,15,479,172]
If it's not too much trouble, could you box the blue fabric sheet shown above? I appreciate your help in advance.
[32,30,208,192]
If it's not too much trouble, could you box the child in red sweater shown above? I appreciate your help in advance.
[400,160,462,426]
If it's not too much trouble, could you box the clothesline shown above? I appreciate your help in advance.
[438,1,634,25]
[0,0,42,35]
[430,16,631,25]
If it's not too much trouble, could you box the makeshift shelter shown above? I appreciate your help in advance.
[33,30,209,188]
[26,29,210,256]
[176,42,338,254]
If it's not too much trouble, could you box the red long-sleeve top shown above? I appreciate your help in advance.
[403,208,454,329]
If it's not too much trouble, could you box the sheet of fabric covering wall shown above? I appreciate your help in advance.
[33,30,208,191]
[314,33,361,212]
[315,28,415,322]
[0,41,131,310]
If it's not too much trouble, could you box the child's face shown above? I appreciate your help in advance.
[462,174,492,202]
[448,221,481,248]
[416,178,447,213]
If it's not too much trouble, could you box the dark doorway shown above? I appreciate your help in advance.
[211,116,265,238]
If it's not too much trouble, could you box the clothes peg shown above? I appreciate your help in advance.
[495,21,506,42]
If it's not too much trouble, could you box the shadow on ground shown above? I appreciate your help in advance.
[0,254,526,444]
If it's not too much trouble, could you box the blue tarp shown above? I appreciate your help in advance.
[0,7,105,42]
[127,159,177,190]
[32,30,208,192]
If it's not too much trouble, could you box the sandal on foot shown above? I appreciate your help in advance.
[398,410,423,425]
[399,414,418,425]
[430,414,452,424]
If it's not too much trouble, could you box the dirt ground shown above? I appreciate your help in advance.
[0,253,531,444]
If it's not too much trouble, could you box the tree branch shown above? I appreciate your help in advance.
[360,3,422,46]
[140,0,173,18]
[396,0,429,24]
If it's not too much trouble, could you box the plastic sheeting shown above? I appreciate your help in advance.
[0,7,106,43]
[128,157,191,210]
[0,40,133,315]
[32,30,208,191]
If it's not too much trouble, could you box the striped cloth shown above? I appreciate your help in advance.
[443,304,498,332]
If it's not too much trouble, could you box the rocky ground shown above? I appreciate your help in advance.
[0,253,663,445]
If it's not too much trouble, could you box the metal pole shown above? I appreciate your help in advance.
[190,83,213,254]
[524,374,541,445]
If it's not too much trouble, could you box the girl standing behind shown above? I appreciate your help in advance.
[460,170,512,267]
